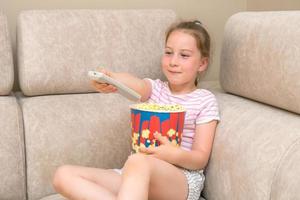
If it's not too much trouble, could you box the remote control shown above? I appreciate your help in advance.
[88,71,141,102]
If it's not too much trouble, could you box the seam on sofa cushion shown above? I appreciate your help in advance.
[13,93,27,200]
[17,13,28,96]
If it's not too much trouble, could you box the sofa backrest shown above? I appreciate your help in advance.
[0,11,26,200]
[204,11,300,200]
[18,9,176,96]
[220,11,300,114]
[0,11,14,95]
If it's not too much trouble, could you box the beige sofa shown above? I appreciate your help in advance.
[0,9,299,200]
[0,11,26,200]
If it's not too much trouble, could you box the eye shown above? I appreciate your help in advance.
[180,53,190,58]
[164,50,173,56]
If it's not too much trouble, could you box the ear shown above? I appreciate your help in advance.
[198,57,208,72]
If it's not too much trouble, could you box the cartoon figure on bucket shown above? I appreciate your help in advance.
[53,20,220,200]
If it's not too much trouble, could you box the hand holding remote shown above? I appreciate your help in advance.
[88,70,141,102]
[90,70,118,93]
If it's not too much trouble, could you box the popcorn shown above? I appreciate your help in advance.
[133,103,185,112]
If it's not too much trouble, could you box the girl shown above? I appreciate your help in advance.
[53,20,220,200]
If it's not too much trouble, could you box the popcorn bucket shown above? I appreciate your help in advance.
[130,103,186,153]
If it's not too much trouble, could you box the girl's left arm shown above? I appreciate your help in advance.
[175,120,218,170]
[140,120,218,170]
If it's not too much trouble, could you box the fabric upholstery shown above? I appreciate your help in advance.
[11,10,300,200]
[203,90,300,200]
[220,11,300,114]
[270,138,300,200]
[0,96,26,200]
[17,9,176,96]
[0,11,14,95]
[19,93,132,200]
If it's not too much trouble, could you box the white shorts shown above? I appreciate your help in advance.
[113,168,205,200]
[182,169,205,200]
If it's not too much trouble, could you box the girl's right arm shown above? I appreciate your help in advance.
[91,69,152,102]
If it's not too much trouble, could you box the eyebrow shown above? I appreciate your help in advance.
[165,46,193,53]
[181,49,193,53]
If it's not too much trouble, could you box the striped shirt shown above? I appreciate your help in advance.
[146,79,220,151]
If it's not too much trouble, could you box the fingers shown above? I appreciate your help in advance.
[91,80,117,93]
[154,132,169,145]
[139,146,155,154]
[91,67,117,93]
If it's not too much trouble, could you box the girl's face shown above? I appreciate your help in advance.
[162,30,207,93]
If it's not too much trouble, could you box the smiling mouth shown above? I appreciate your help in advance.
[168,70,181,74]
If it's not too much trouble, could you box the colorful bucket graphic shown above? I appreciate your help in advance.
[130,104,185,153]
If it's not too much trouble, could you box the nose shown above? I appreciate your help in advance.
[170,54,178,67]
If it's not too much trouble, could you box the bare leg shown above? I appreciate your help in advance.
[117,153,188,200]
[53,165,122,200]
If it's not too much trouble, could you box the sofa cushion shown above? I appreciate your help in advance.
[18,9,176,96]
[220,11,300,114]
[0,11,14,95]
[19,93,132,200]
[203,90,300,200]
[0,96,26,199]
[270,138,300,200]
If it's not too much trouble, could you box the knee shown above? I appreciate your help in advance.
[52,165,74,192]
[123,153,150,173]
